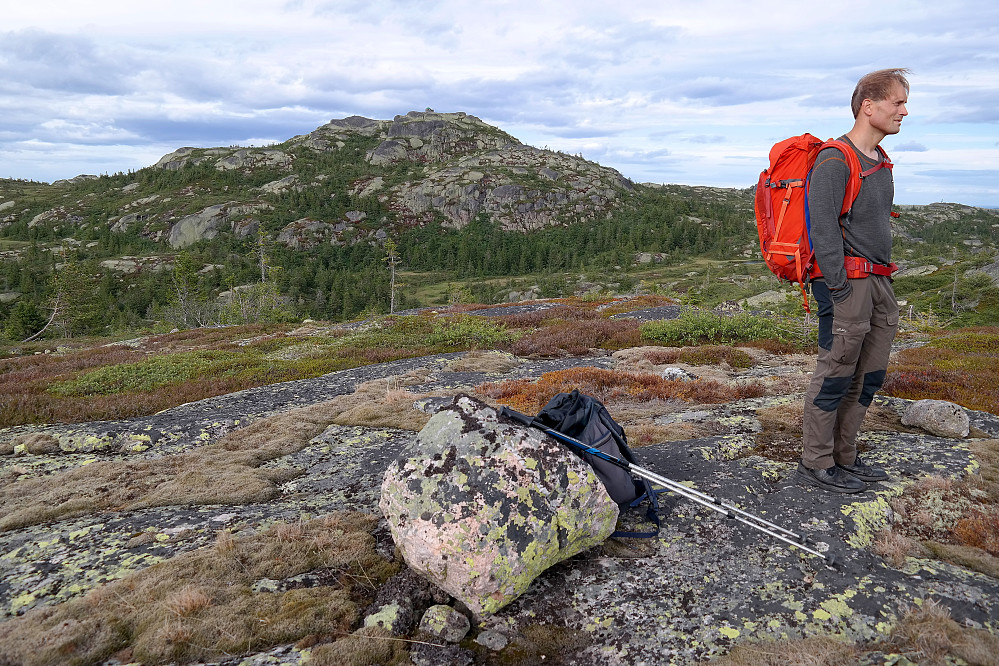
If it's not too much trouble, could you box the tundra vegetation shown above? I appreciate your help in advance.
[1,303,998,663]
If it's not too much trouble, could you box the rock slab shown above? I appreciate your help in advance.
[379,394,619,616]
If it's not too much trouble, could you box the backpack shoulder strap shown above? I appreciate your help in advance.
[817,139,862,216]
[859,145,893,178]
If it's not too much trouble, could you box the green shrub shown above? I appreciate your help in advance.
[639,308,791,346]
[425,314,513,349]
[48,350,245,396]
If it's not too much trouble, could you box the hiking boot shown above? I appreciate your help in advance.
[795,462,866,493]
[836,455,889,482]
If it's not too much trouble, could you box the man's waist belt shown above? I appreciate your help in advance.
[843,256,897,278]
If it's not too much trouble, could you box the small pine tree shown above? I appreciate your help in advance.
[383,237,400,314]
[3,300,46,341]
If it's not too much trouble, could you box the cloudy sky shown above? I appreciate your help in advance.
[2,1,998,206]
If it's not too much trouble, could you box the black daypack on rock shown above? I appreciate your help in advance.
[530,390,662,537]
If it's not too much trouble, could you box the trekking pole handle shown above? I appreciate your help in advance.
[499,406,536,427]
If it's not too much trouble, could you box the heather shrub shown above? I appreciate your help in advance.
[491,305,600,328]
[510,318,641,356]
[598,294,678,316]
[634,345,756,369]
[477,366,764,415]
[883,327,999,414]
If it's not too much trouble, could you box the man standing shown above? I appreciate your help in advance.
[797,69,909,493]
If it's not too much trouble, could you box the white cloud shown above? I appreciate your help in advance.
[0,0,997,205]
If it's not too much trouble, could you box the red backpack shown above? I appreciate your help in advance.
[754,133,897,312]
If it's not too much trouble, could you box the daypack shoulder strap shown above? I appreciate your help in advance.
[817,139,862,216]
[859,145,893,178]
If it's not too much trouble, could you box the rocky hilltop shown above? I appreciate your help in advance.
[4,111,635,254]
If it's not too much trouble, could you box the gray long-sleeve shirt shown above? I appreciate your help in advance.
[807,136,895,299]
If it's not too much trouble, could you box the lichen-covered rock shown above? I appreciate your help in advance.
[363,603,409,635]
[379,394,618,616]
[418,604,470,643]
[901,399,970,438]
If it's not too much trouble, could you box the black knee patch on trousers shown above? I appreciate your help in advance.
[813,375,853,412]
[859,369,886,407]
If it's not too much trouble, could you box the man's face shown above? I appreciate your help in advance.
[867,82,909,135]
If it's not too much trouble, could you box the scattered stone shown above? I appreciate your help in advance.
[364,603,409,635]
[257,175,301,194]
[412,396,452,414]
[418,604,470,643]
[409,641,474,666]
[662,367,698,381]
[474,629,508,650]
[901,399,971,438]
[379,394,619,616]
[215,149,293,171]
[741,289,794,308]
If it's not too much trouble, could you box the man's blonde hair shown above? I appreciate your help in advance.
[851,68,910,118]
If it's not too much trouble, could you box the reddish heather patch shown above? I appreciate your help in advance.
[509,319,642,357]
[477,366,764,414]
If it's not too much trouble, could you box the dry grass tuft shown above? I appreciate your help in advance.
[448,350,522,374]
[331,375,435,431]
[883,598,999,665]
[0,513,396,665]
[710,599,999,665]
[707,635,857,665]
[873,530,924,568]
[625,421,683,447]
[165,585,213,618]
[752,402,804,462]
[0,373,433,533]
[310,626,411,666]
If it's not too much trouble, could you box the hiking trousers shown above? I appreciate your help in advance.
[802,276,899,470]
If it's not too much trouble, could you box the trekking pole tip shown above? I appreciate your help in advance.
[824,553,838,568]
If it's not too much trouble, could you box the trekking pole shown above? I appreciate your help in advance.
[501,406,836,567]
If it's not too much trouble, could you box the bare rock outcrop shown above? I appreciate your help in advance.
[168,202,271,249]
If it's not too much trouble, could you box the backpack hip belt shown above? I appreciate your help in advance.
[843,256,897,279]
